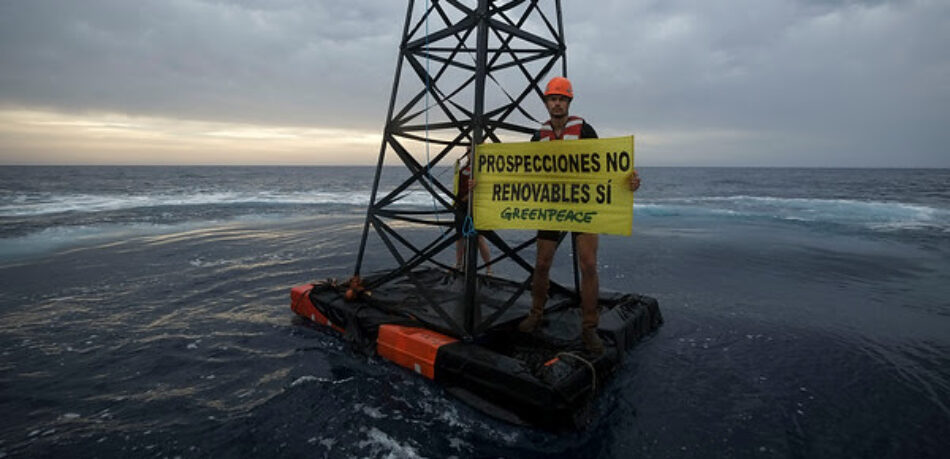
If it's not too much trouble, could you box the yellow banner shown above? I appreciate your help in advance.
[473,136,634,236]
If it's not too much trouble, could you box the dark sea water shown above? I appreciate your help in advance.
[1,166,948,458]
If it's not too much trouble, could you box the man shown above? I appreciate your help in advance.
[517,76,642,355]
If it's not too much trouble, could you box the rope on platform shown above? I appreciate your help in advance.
[462,214,477,238]
[556,351,597,394]
[422,0,454,241]
[422,0,441,229]
[423,0,431,183]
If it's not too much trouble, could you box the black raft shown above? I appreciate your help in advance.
[290,267,662,430]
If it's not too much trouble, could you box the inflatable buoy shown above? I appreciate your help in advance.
[290,267,663,430]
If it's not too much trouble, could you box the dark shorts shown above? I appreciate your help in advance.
[537,230,566,242]
[456,205,473,234]
[537,230,591,242]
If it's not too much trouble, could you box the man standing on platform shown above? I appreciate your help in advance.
[517,76,642,355]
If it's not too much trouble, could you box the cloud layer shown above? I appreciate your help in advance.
[1,0,947,166]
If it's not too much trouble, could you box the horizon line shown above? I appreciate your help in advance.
[1,163,947,170]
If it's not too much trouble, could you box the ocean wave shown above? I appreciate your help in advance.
[0,191,367,216]
[2,191,946,260]
[0,189,451,217]
[0,214,305,263]
[640,195,950,231]
[0,221,214,262]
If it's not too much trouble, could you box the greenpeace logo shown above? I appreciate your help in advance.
[499,207,597,224]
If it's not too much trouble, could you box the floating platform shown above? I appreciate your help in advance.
[290,267,662,429]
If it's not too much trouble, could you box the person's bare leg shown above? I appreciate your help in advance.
[576,233,604,354]
[477,235,492,274]
[518,238,557,332]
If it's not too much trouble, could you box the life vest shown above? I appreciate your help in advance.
[454,159,473,205]
[538,116,585,141]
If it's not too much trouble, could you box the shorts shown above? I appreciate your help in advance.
[455,205,473,234]
[537,230,591,242]
[537,230,566,242]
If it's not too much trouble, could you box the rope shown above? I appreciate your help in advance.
[462,214,477,237]
[422,0,448,238]
[556,351,597,394]
[454,31,543,126]
[424,0,431,183]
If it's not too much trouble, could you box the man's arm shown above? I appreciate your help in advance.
[585,123,639,191]
[628,170,641,191]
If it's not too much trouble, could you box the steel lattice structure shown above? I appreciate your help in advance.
[354,0,576,340]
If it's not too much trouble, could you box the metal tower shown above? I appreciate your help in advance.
[353,0,568,340]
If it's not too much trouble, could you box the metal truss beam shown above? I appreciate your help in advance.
[354,0,568,339]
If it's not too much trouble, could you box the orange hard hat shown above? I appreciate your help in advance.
[544,76,573,98]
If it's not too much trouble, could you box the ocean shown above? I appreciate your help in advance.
[1,166,948,458]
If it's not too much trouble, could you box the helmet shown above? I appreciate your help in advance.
[544,76,573,98]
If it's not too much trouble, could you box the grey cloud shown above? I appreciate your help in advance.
[0,0,403,128]
[0,0,947,166]
[567,0,949,166]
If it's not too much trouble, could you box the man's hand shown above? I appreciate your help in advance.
[627,170,641,191]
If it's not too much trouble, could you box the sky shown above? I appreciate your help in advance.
[0,0,947,167]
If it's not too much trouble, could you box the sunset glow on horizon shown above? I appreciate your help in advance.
[0,108,384,165]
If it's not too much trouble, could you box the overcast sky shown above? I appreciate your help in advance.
[1,0,947,167]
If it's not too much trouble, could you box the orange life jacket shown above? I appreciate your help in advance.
[538,116,585,141]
